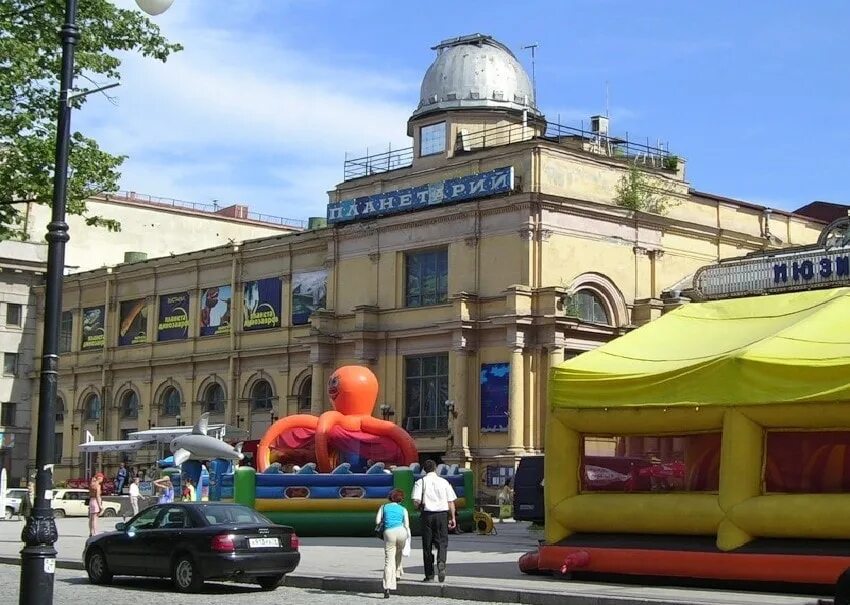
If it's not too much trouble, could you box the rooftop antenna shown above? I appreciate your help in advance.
[523,43,539,102]
[605,81,610,118]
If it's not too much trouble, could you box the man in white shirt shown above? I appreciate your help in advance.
[128,477,140,516]
[412,459,457,583]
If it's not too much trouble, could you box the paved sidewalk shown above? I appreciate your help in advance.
[0,517,826,605]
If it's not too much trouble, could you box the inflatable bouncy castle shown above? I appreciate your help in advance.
[257,365,418,472]
[521,288,850,598]
[212,365,475,536]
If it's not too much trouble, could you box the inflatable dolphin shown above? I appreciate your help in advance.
[170,413,244,466]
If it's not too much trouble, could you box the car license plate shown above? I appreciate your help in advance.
[248,537,279,548]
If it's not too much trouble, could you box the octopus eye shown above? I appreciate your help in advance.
[327,374,340,399]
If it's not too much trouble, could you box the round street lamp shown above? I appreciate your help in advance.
[19,3,175,604]
[135,0,175,16]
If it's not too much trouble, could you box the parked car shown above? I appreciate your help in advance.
[83,502,300,592]
[4,488,29,519]
[52,488,120,518]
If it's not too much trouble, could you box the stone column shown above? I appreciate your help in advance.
[310,362,325,415]
[540,345,564,450]
[506,347,525,453]
[446,348,471,463]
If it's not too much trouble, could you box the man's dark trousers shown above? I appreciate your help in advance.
[421,510,448,579]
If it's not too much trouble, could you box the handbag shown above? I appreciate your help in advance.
[375,504,386,539]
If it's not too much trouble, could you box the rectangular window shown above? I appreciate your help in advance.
[6,303,21,326]
[405,248,448,308]
[581,433,722,493]
[59,311,73,353]
[54,433,63,464]
[420,122,446,156]
[404,354,449,432]
[765,431,850,493]
[3,353,18,376]
[1,402,16,426]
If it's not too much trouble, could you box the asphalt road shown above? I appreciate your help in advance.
[8,564,509,604]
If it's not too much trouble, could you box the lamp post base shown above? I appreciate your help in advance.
[19,514,59,605]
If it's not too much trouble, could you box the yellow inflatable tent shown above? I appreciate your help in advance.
[546,287,850,567]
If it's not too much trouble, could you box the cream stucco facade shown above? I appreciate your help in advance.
[31,34,824,499]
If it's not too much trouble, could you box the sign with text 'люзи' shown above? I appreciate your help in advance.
[327,166,514,224]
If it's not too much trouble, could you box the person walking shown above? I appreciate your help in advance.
[153,476,174,504]
[88,473,104,537]
[376,489,410,599]
[412,459,457,583]
[128,477,140,516]
[115,462,128,495]
[182,478,196,502]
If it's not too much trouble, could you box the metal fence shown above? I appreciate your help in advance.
[105,191,307,229]
[342,120,677,180]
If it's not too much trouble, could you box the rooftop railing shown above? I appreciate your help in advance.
[342,120,678,180]
[103,191,307,229]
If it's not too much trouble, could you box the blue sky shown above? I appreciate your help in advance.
[78,0,850,221]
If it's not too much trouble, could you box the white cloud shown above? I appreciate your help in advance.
[79,1,420,221]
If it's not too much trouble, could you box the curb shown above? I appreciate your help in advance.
[0,556,770,605]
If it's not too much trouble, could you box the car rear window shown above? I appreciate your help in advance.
[199,505,272,526]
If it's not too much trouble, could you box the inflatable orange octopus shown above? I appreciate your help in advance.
[257,365,418,472]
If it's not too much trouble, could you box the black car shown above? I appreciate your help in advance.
[84,502,300,592]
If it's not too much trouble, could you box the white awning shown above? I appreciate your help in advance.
[78,438,154,453]
[128,424,247,444]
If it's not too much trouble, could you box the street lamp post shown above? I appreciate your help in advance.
[19,2,173,602]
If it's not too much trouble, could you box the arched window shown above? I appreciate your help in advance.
[203,383,225,414]
[571,290,611,325]
[250,380,273,411]
[297,376,312,412]
[84,394,101,421]
[121,390,139,419]
[56,396,65,424]
[161,387,181,417]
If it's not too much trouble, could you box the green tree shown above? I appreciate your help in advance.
[613,165,676,215]
[0,0,181,239]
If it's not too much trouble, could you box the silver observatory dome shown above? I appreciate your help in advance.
[412,33,541,120]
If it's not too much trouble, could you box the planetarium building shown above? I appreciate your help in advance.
[35,34,821,495]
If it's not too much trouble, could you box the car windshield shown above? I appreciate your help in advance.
[198,504,272,526]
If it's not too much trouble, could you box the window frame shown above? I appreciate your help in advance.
[84,394,101,422]
[404,248,449,308]
[59,310,73,353]
[296,376,312,413]
[571,289,611,326]
[3,352,18,376]
[203,383,226,415]
[419,122,447,157]
[403,353,449,434]
[249,379,274,412]
[161,386,182,417]
[6,303,22,327]
[120,390,139,419]
[1,402,16,426]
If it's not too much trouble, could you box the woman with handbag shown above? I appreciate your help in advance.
[376,489,410,599]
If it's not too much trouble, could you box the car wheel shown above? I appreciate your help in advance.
[86,548,113,585]
[101,507,116,518]
[53,509,65,518]
[172,555,203,593]
[4,507,11,520]
[257,574,284,590]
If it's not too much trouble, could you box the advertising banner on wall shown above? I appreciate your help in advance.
[291,270,327,325]
[157,292,190,342]
[243,277,282,331]
[81,306,105,350]
[199,285,232,337]
[480,363,510,432]
[118,298,148,346]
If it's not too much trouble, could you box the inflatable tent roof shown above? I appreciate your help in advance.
[550,287,850,409]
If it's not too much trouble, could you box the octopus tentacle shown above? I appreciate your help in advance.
[256,414,318,472]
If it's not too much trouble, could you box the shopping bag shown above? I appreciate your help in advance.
[402,536,411,557]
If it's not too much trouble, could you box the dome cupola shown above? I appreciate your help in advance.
[412,33,541,120]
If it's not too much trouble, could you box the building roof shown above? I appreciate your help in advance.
[792,201,850,224]
[689,189,826,223]
[412,33,540,120]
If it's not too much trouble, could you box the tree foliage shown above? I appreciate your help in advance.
[613,165,677,215]
[0,0,181,239]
